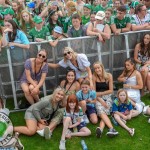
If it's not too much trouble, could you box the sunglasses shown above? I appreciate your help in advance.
[64,51,71,56]
[38,53,46,59]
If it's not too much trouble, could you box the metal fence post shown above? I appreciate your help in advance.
[7,48,18,109]
[124,34,130,58]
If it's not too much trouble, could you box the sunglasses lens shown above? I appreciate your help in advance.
[64,51,71,56]
[38,54,46,58]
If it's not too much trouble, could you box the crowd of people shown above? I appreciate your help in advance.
[0,0,150,150]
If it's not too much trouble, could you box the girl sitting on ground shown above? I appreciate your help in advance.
[112,89,139,136]
[60,69,80,96]
[76,79,98,124]
[59,94,91,150]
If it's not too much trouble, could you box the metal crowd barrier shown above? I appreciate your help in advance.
[0,30,149,110]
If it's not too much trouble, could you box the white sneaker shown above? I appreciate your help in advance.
[148,118,150,123]
[83,114,89,124]
[59,140,66,150]
[140,102,145,107]
[36,129,44,137]
[143,105,149,114]
[44,127,52,140]
[135,103,143,113]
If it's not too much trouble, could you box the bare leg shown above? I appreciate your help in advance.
[131,110,140,117]
[48,121,58,132]
[79,101,87,114]
[100,113,113,129]
[99,119,105,130]
[14,119,37,136]
[146,72,150,92]
[70,127,91,137]
[21,83,34,104]
[89,113,98,124]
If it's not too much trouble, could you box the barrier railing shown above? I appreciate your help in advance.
[0,30,149,110]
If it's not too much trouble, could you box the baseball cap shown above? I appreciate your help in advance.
[84,4,91,10]
[33,16,43,24]
[130,1,139,8]
[2,8,15,15]
[54,26,63,34]
[95,11,105,20]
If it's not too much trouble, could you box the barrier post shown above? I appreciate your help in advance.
[96,41,102,62]
[124,34,130,58]
[7,48,18,109]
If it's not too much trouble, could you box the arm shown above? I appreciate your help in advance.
[101,24,111,40]
[85,66,94,89]
[86,22,100,36]
[48,63,60,68]
[114,111,127,120]
[110,23,118,34]
[96,73,113,97]
[121,23,131,33]
[132,23,150,31]
[117,71,126,83]
[134,43,142,64]
[75,81,80,92]
[1,32,8,47]
[9,42,30,49]
[69,118,81,128]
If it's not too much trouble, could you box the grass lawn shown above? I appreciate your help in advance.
[8,94,150,150]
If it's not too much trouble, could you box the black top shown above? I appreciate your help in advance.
[96,81,109,92]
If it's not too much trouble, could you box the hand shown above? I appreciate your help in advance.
[93,28,99,32]
[126,115,131,120]
[122,115,127,120]
[31,87,40,95]
[8,42,15,47]
[35,38,45,42]
[123,84,130,89]
[39,119,48,125]
[102,101,109,109]
[4,28,13,33]
[86,99,92,103]
[98,34,105,43]
[115,29,121,35]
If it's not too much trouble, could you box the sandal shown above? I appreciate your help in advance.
[129,128,135,136]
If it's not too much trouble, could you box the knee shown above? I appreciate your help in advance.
[29,84,34,91]
[23,88,30,95]
[87,129,91,136]
[114,114,120,120]
[64,117,71,123]
[28,129,36,136]
[147,73,150,80]
[90,117,98,124]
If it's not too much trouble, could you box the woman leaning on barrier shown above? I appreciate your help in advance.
[48,47,94,89]
[134,33,150,95]
[14,87,66,139]
[20,49,48,105]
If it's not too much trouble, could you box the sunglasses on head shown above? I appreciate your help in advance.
[38,53,46,59]
[64,51,71,56]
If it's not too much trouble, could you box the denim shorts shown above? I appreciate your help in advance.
[77,122,86,131]
[86,105,96,116]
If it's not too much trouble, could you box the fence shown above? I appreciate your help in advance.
[0,30,149,110]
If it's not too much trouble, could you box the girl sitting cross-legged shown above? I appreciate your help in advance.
[59,94,91,150]
[112,89,139,136]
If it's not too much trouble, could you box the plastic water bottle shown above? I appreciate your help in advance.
[81,140,88,150]
[111,117,118,126]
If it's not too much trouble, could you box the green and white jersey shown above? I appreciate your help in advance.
[131,14,150,25]
[81,15,90,25]
[110,15,131,29]
[29,26,50,41]
[63,107,84,124]
[95,4,112,12]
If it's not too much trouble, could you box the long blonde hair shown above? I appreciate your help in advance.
[52,87,66,107]
[63,47,77,63]
[20,10,34,33]
[93,61,109,80]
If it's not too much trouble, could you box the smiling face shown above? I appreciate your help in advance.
[81,84,90,94]
[51,12,58,21]
[37,50,47,62]
[118,91,127,103]
[12,2,18,11]
[67,71,75,83]
[83,7,91,16]
[93,63,103,76]
[143,34,150,45]
[55,90,65,102]
[63,49,73,60]
[68,101,76,109]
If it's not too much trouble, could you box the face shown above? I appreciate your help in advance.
[90,14,96,22]
[117,11,126,20]
[63,50,72,60]
[72,18,81,29]
[139,0,144,4]
[96,19,104,24]
[68,101,76,109]
[67,71,75,83]
[83,7,91,16]
[51,5,58,11]
[101,0,108,6]
[37,51,47,62]
[12,3,18,11]
[55,90,64,102]
[4,14,13,21]
[140,5,147,16]
[114,1,121,8]
[94,64,103,75]
[125,61,134,71]
[22,12,30,22]
[35,22,43,29]
[81,84,90,94]
[4,22,13,30]
[93,0,99,6]
[118,91,126,103]
[143,34,150,45]
[105,11,112,19]
[51,12,58,21]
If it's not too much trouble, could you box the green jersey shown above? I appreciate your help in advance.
[110,15,131,29]
[29,26,50,41]
[81,15,90,25]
